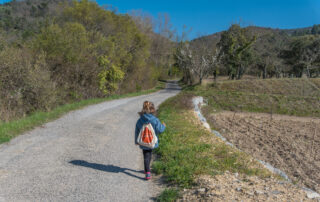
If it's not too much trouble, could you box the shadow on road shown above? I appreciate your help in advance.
[69,160,146,181]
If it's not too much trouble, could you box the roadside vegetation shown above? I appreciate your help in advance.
[0,0,177,122]
[1,0,319,199]
[155,78,319,200]
[155,93,271,200]
[0,81,165,144]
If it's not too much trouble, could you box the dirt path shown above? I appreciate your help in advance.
[0,82,180,202]
[206,111,320,193]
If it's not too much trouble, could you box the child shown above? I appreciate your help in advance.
[135,101,166,180]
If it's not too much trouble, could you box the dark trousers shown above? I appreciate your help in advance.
[143,149,152,173]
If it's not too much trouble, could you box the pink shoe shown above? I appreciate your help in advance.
[145,172,151,180]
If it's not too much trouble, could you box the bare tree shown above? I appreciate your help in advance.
[175,42,193,84]
[175,39,220,85]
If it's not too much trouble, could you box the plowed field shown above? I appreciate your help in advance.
[206,111,320,193]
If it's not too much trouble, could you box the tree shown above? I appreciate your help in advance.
[218,24,256,79]
[175,42,193,84]
[98,56,124,95]
[175,39,220,85]
[311,24,320,35]
[0,0,165,121]
[281,35,320,78]
[190,36,220,84]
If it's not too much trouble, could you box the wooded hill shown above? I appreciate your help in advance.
[183,25,320,84]
[0,0,175,121]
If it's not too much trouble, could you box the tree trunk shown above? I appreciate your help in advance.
[306,65,311,78]
[236,66,240,80]
[263,65,267,79]
[213,70,217,81]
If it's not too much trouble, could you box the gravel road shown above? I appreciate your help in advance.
[0,81,180,202]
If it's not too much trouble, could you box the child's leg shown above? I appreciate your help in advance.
[142,149,152,173]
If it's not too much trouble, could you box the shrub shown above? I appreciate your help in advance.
[0,46,56,121]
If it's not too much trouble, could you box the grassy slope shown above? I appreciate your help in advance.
[196,78,320,117]
[155,78,319,200]
[211,78,320,97]
[155,93,270,200]
[0,81,165,144]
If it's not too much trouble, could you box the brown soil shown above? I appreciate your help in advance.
[179,172,317,201]
[206,111,320,193]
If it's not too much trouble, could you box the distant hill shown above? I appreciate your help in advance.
[282,26,313,36]
[191,25,319,77]
[192,25,315,48]
[0,0,61,28]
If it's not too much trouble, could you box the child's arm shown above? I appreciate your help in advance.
[155,118,166,134]
[135,122,139,145]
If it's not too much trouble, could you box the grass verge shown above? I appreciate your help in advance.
[0,81,166,144]
[189,81,320,117]
[154,93,270,200]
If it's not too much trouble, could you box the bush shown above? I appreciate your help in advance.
[0,46,56,121]
[0,0,167,121]
[157,188,179,202]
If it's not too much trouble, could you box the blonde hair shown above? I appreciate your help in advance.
[139,101,156,115]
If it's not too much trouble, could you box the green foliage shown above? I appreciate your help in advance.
[0,0,166,121]
[218,24,256,79]
[311,24,320,35]
[0,0,63,38]
[0,45,56,121]
[281,35,320,77]
[34,22,90,63]
[0,81,165,144]
[98,56,124,95]
[63,0,113,32]
[157,188,180,202]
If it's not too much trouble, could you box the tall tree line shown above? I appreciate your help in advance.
[176,24,320,85]
[0,0,174,121]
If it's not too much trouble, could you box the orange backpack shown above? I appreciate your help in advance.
[137,123,158,149]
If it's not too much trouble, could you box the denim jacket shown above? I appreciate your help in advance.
[135,113,166,150]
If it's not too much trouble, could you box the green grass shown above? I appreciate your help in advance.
[155,93,269,190]
[0,81,166,144]
[189,79,320,117]
[156,188,180,202]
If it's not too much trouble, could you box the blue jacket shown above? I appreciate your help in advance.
[135,113,166,150]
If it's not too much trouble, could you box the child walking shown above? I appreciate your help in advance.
[135,101,166,180]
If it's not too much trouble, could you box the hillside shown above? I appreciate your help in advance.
[196,78,320,193]
[212,78,320,97]
[0,0,66,39]
[191,26,291,63]
[197,78,320,117]
[192,25,315,48]
[155,78,320,200]
[0,0,174,122]
[187,25,320,82]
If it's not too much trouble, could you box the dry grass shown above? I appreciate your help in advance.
[210,78,320,97]
[188,78,320,118]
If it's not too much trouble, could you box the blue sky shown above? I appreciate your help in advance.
[1,0,319,39]
[100,0,320,39]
